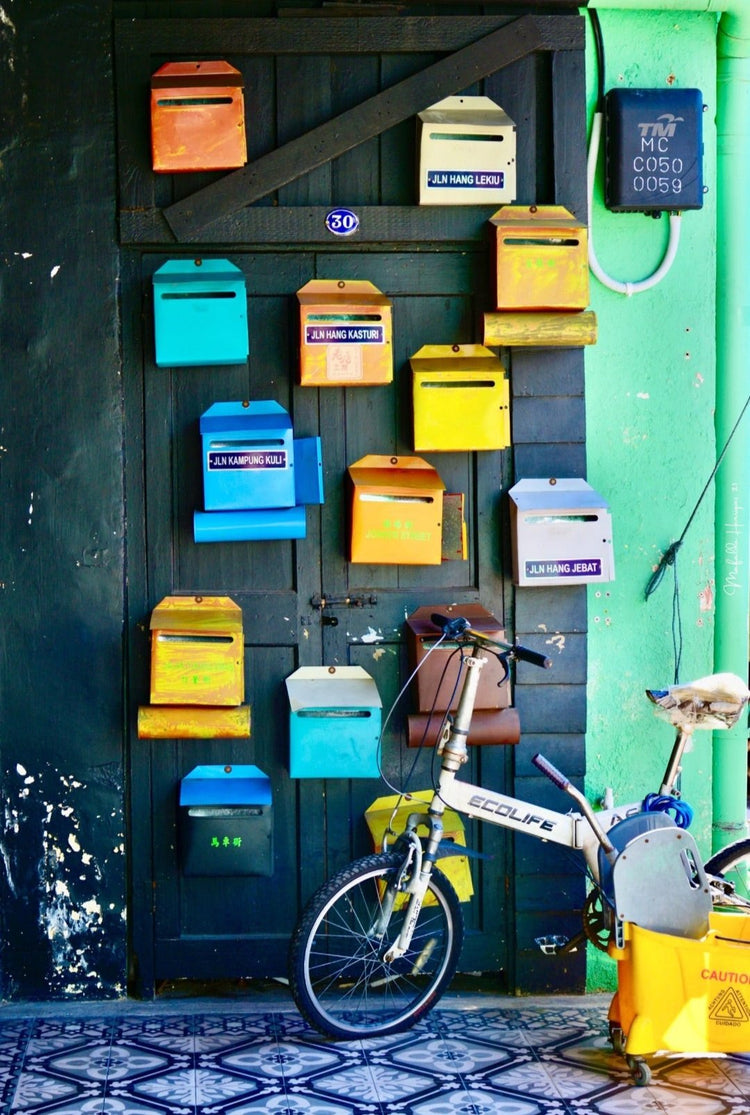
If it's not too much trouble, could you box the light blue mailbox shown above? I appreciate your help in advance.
[153,258,249,367]
[200,400,296,511]
[285,666,382,779]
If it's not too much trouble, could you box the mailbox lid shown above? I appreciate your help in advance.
[509,477,609,514]
[297,280,393,386]
[490,205,589,311]
[410,344,510,452]
[150,593,243,635]
[151,60,247,173]
[285,666,382,712]
[179,764,271,806]
[152,259,249,366]
[418,96,516,205]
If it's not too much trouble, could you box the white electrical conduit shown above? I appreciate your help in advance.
[587,109,683,295]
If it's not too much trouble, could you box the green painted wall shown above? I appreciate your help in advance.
[583,8,718,990]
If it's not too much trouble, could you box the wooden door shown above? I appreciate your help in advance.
[118,11,587,995]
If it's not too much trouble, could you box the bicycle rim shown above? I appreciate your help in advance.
[289,852,463,1039]
[706,838,750,908]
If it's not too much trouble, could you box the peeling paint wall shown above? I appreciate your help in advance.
[584,9,718,990]
[0,1,125,998]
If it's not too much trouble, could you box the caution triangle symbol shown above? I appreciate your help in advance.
[709,988,750,1022]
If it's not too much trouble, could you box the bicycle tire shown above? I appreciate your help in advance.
[288,851,464,1039]
[705,838,750,907]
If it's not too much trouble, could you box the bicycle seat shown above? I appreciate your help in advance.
[646,672,750,730]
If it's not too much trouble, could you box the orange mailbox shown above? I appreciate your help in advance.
[151,61,247,173]
[348,455,445,565]
[490,205,589,311]
[297,280,393,386]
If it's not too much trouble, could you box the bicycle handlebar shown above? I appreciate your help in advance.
[430,613,552,670]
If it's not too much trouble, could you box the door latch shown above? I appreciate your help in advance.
[311,593,378,610]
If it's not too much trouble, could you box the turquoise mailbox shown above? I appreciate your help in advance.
[179,764,273,877]
[152,258,248,367]
[285,666,382,779]
[200,400,295,511]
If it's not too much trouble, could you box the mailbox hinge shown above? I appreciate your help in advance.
[311,592,378,610]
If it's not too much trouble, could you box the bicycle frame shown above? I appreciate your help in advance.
[385,640,696,960]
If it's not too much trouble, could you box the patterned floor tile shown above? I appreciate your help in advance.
[1,999,747,1115]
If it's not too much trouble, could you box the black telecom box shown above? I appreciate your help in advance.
[604,88,704,213]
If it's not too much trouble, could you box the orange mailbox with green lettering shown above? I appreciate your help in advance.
[348,455,445,565]
[491,205,589,311]
[297,280,393,386]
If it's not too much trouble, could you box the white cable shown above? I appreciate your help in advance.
[587,110,682,296]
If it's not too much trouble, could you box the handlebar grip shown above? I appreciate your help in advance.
[430,612,469,638]
[532,752,571,792]
[513,645,552,669]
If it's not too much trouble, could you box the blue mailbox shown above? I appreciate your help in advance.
[200,400,295,512]
[153,258,249,367]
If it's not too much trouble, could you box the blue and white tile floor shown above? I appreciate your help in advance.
[1,990,750,1115]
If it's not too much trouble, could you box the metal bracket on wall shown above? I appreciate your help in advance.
[311,593,378,610]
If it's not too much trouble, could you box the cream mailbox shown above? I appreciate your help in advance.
[509,478,615,587]
[417,96,516,206]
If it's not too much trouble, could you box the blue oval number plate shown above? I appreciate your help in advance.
[325,208,360,237]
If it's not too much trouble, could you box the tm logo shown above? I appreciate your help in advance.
[637,113,685,139]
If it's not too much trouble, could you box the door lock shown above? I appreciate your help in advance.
[311,593,378,610]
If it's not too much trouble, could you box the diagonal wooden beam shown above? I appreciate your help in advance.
[164,14,544,241]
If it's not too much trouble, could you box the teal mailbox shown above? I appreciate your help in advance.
[179,764,273,877]
[285,666,382,779]
[153,258,248,367]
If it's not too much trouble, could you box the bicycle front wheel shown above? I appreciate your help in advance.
[288,851,464,1039]
[705,838,750,907]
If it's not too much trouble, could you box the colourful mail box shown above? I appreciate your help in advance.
[179,765,272,877]
[365,791,473,903]
[417,95,516,206]
[285,666,382,779]
[297,280,393,386]
[411,344,510,452]
[200,401,295,512]
[149,595,244,706]
[509,478,615,586]
[153,259,248,367]
[405,604,511,712]
[348,455,445,565]
[151,60,247,173]
[490,205,589,311]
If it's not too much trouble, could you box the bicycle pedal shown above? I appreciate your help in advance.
[534,934,571,956]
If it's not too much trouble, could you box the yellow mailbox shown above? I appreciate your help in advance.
[411,344,510,452]
[149,595,244,706]
[490,205,589,311]
[297,280,393,386]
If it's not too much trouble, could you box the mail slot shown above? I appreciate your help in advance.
[148,595,244,706]
[410,344,510,452]
[348,455,445,565]
[151,60,247,173]
[417,95,516,206]
[509,478,615,586]
[297,280,393,386]
[490,205,589,311]
[285,666,382,779]
[153,258,248,367]
[179,765,272,877]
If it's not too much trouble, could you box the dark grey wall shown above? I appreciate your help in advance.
[0,2,126,998]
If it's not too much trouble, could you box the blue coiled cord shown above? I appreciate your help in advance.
[642,792,693,829]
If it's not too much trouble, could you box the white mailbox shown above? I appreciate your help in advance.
[509,478,615,587]
[417,96,516,206]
